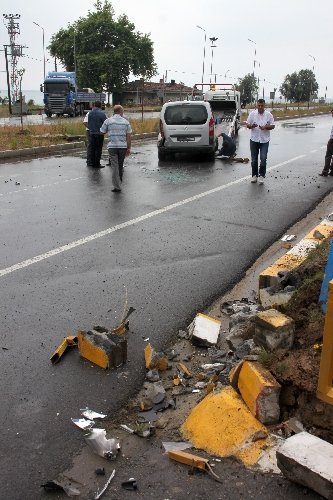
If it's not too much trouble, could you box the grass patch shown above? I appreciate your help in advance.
[258,348,276,368]
[0,118,159,151]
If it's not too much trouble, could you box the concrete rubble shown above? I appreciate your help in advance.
[277,432,333,498]
[77,326,127,369]
[189,313,221,347]
[254,309,295,351]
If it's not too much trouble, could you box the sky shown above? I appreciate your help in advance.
[1,0,333,99]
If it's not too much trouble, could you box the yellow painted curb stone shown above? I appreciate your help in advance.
[181,386,267,466]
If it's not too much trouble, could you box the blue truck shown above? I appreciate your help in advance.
[40,71,106,117]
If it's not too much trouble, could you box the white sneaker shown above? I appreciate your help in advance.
[258,176,264,184]
[251,176,257,183]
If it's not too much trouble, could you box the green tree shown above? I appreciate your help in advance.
[48,1,157,92]
[235,73,258,104]
[280,69,318,102]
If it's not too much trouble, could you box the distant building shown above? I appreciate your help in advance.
[113,79,194,105]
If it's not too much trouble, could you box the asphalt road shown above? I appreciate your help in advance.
[0,114,332,498]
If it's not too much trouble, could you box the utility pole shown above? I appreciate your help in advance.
[3,14,26,112]
[4,45,12,114]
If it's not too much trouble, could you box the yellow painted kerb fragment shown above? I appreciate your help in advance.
[181,386,267,466]
[256,309,292,329]
[238,361,279,419]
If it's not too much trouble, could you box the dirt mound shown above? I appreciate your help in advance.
[270,237,333,442]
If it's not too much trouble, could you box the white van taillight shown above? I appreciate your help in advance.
[159,119,164,138]
[208,116,215,137]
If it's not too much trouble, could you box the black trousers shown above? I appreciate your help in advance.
[87,134,104,166]
[323,138,333,173]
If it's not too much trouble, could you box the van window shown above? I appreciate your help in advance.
[164,105,208,125]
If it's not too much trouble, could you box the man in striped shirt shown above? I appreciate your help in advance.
[319,109,333,177]
[100,105,132,192]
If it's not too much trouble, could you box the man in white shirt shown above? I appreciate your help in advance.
[100,105,132,192]
[319,109,333,177]
[246,99,275,184]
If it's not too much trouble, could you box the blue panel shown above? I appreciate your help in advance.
[319,240,333,313]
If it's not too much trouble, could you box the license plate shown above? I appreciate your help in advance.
[177,137,195,142]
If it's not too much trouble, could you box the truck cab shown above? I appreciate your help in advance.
[43,72,78,117]
[203,85,241,138]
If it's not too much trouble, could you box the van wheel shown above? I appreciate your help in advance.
[207,151,215,161]
[158,150,167,161]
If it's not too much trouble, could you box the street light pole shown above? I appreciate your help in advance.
[209,37,218,84]
[33,21,45,79]
[308,53,316,107]
[248,38,256,103]
[196,25,206,91]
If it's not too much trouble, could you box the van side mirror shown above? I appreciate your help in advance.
[40,84,44,92]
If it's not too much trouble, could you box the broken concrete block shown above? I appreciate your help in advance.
[226,322,255,351]
[77,329,127,369]
[238,361,281,424]
[229,360,244,389]
[259,287,295,308]
[144,343,168,371]
[190,313,221,347]
[277,432,333,498]
[254,309,295,351]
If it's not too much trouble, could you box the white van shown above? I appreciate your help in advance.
[157,101,217,161]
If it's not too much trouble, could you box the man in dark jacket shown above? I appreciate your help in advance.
[216,132,237,157]
[86,101,107,168]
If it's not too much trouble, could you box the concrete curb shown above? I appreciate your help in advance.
[0,132,158,161]
[259,217,333,291]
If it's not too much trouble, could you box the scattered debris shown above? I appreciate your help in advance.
[146,369,160,382]
[15,181,20,185]
[132,422,156,438]
[151,381,166,404]
[162,441,192,453]
[284,417,305,434]
[201,363,225,371]
[177,362,191,378]
[81,408,106,420]
[94,469,116,500]
[251,430,268,442]
[144,343,168,371]
[281,234,296,242]
[313,229,325,240]
[137,409,159,422]
[120,424,135,434]
[71,418,95,430]
[111,306,135,335]
[95,468,105,476]
[168,450,222,483]
[121,478,138,490]
[50,336,78,363]
[78,327,127,369]
[138,398,154,411]
[41,479,80,497]
[85,428,120,460]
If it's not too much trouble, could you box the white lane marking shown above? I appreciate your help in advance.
[0,177,85,197]
[310,149,317,153]
[0,153,305,278]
